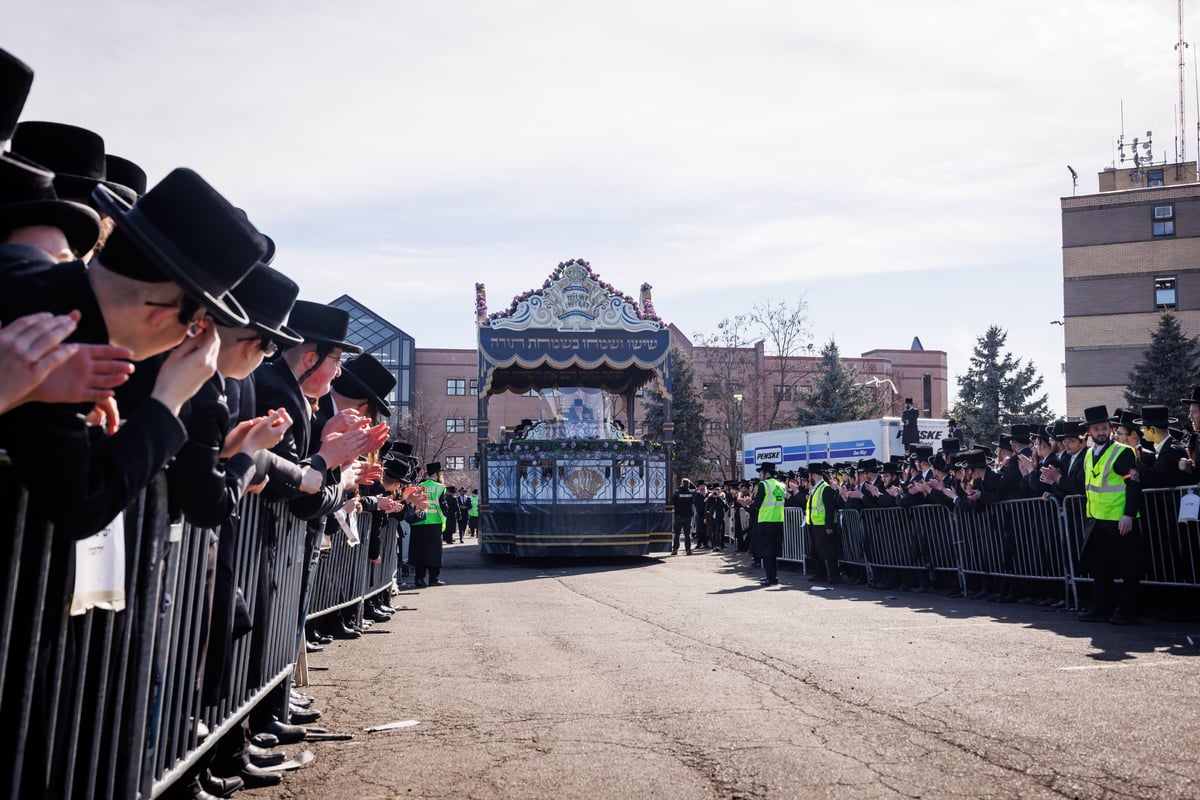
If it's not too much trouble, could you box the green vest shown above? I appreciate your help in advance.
[413,478,446,527]
[468,495,479,517]
[1084,442,1130,521]
[806,480,828,526]
[757,477,785,523]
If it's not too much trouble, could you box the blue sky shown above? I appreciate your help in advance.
[9,1,1198,415]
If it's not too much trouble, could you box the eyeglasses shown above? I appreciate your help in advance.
[145,295,208,338]
[236,334,279,357]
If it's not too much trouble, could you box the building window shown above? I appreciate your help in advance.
[446,379,465,396]
[774,384,796,401]
[469,453,480,469]
[705,421,722,434]
[1155,276,1177,310]
[469,418,479,433]
[1148,169,1165,187]
[469,378,479,396]
[633,421,645,435]
[445,455,465,471]
[1152,205,1175,237]
[446,418,466,433]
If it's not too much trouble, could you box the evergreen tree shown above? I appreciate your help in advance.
[795,338,878,426]
[949,325,1050,445]
[643,345,709,482]
[1124,312,1200,414]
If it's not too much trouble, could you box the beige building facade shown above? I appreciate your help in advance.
[1062,162,1200,412]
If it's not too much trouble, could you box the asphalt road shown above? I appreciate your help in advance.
[246,542,1200,800]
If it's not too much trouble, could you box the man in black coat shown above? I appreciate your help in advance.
[900,398,920,449]
[671,478,696,555]
[1135,405,1188,489]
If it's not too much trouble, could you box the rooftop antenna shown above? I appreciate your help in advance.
[1177,0,1189,163]
[1067,165,1079,195]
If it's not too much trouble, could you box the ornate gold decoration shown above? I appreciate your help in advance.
[564,467,605,500]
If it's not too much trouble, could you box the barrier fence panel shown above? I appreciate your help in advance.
[781,508,807,564]
[836,509,871,580]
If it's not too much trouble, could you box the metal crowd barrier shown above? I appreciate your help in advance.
[308,507,402,627]
[778,491,1200,606]
[0,452,403,800]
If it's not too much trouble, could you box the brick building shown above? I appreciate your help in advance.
[1061,161,1200,412]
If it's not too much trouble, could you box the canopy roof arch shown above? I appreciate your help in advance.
[476,259,671,398]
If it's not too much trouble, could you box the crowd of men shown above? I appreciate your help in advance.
[674,395,1200,621]
[0,47,476,799]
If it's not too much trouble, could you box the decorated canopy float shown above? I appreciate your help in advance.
[475,259,674,557]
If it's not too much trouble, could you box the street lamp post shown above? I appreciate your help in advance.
[732,393,744,481]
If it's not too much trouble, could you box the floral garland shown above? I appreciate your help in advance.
[481,258,665,326]
[475,282,487,324]
[486,438,663,460]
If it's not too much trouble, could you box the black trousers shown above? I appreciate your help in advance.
[671,515,692,552]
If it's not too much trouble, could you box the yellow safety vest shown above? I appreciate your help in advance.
[413,479,446,527]
[1084,442,1130,522]
[806,480,828,526]
[757,477,785,523]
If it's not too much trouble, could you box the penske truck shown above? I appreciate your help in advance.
[740,417,951,479]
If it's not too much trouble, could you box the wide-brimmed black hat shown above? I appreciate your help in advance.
[285,301,363,354]
[1055,420,1087,441]
[1108,408,1140,431]
[229,263,302,345]
[956,448,989,469]
[0,152,100,255]
[881,461,902,475]
[858,458,881,473]
[911,444,934,461]
[1008,424,1031,445]
[1083,405,1110,426]
[991,431,1014,452]
[332,353,396,415]
[426,461,442,475]
[1032,424,1052,444]
[10,121,137,206]
[1134,405,1178,429]
[756,462,776,474]
[904,397,914,404]
[1181,387,1200,406]
[941,437,960,454]
[930,453,951,472]
[92,168,264,327]
[1,48,33,144]
[104,154,147,197]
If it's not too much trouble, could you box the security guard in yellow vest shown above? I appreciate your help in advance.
[750,462,787,586]
[467,488,480,538]
[1078,405,1142,624]
[806,462,844,584]
[409,462,447,587]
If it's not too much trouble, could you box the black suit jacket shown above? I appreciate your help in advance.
[0,247,186,537]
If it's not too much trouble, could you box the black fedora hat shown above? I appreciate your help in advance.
[941,437,961,454]
[0,48,34,144]
[1182,387,1200,406]
[10,121,137,206]
[1008,424,1031,445]
[756,461,776,474]
[104,154,147,197]
[858,458,881,473]
[332,353,396,416]
[957,448,989,469]
[880,461,901,475]
[92,168,265,327]
[1133,405,1178,429]
[228,263,302,345]
[285,301,363,354]
[1109,407,1140,431]
[1055,420,1086,441]
[1082,405,1110,426]
[0,152,100,255]
[912,444,934,461]
[426,461,442,475]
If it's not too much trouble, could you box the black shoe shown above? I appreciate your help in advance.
[200,770,243,798]
[332,623,361,639]
[175,775,220,800]
[316,632,334,644]
[414,580,428,588]
[430,579,446,586]
[248,744,286,768]
[290,693,313,709]
[377,603,397,614]
[364,606,391,622]
[249,731,279,748]
[239,763,282,789]
[290,705,321,724]
[258,718,307,745]
[305,640,323,653]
